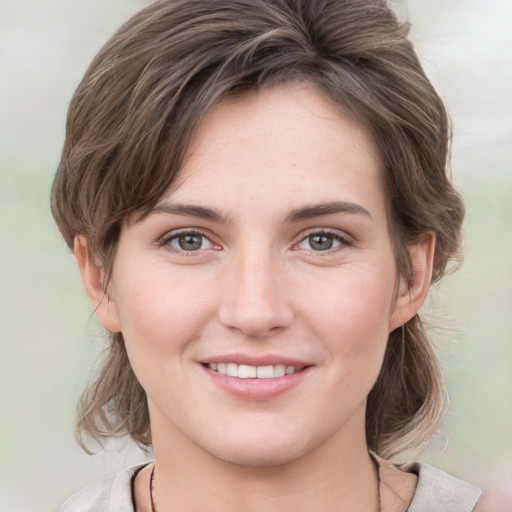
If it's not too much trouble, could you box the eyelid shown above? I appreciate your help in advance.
[158,228,221,253]
[293,228,355,251]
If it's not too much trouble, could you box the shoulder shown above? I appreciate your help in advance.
[58,464,149,512]
[474,480,512,512]
[408,463,482,512]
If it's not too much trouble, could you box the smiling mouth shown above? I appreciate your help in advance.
[204,363,305,379]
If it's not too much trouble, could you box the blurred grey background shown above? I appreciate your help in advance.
[0,0,511,510]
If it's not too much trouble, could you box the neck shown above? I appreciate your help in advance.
[150,410,379,512]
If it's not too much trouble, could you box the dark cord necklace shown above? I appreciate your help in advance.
[371,453,382,512]
[150,456,381,512]
[150,465,156,512]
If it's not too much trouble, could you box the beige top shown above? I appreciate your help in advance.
[58,462,482,512]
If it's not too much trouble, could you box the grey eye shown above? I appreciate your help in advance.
[163,230,216,253]
[296,231,350,252]
[308,234,334,251]
[176,233,204,251]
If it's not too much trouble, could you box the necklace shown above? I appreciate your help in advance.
[371,452,382,512]
[150,456,381,512]
[150,465,156,512]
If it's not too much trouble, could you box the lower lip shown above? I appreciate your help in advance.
[202,365,312,401]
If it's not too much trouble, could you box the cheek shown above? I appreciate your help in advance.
[111,263,221,402]
[112,262,218,355]
[297,262,395,382]
[300,263,396,338]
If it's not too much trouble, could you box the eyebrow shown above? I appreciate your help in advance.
[140,200,371,224]
[284,201,372,223]
[141,202,229,223]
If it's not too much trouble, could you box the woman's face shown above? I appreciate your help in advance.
[99,84,413,466]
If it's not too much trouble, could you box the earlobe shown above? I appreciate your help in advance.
[73,236,122,333]
[389,233,436,332]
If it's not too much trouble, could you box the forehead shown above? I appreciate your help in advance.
[134,83,388,233]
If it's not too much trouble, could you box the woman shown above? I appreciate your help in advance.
[52,0,482,510]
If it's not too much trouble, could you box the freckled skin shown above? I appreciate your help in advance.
[81,84,432,511]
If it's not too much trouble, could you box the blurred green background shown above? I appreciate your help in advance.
[0,0,511,510]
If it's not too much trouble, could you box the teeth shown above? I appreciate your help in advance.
[274,364,286,377]
[226,363,238,377]
[256,365,273,378]
[239,364,257,379]
[208,363,298,378]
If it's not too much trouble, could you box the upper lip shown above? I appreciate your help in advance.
[201,353,312,368]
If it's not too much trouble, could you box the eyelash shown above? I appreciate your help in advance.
[158,228,354,255]
[295,229,354,253]
[159,229,218,254]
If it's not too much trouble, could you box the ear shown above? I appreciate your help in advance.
[73,236,122,333]
[389,233,435,332]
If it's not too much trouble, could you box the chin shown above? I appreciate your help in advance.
[198,420,319,468]
[212,441,307,468]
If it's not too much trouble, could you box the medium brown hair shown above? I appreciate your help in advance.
[51,0,464,460]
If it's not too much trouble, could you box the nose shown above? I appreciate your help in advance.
[217,247,294,338]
